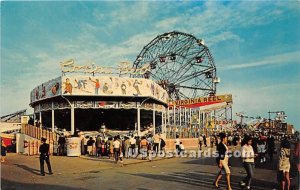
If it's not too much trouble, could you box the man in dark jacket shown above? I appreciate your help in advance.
[39,138,53,176]
[58,134,66,156]
[266,133,275,162]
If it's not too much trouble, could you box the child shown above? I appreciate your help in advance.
[119,152,124,167]
[179,142,185,155]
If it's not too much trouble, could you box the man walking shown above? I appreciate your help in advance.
[58,134,66,156]
[39,138,53,176]
[266,133,275,162]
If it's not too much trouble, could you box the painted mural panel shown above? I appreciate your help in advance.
[30,77,62,103]
[30,76,168,104]
[60,76,168,103]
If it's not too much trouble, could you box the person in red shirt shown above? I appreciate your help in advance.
[89,78,100,95]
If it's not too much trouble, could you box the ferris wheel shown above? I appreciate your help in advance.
[131,31,220,100]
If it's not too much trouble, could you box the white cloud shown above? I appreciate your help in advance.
[207,31,243,46]
[93,2,150,28]
[154,17,182,30]
[220,51,300,70]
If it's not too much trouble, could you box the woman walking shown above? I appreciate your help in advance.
[1,139,7,162]
[278,138,291,190]
[213,133,232,190]
[240,136,255,190]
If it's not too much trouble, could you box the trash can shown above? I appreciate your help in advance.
[66,137,81,156]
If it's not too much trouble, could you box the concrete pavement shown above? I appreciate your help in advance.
[1,151,291,190]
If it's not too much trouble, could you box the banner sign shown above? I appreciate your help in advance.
[60,59,150,75]
[30,76,169,104]
[214,120,237,125]
[168,94,232,108]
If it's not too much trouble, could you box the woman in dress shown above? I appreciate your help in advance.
[278,138,291,190]
[1,139,7,162]
[213,133,232,190]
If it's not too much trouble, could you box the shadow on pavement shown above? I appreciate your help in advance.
[127,170,279,190]
[13,164,40,175]
[1,178,86,190]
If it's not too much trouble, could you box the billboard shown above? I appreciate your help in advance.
[168,94,232,108]
[30,76,169,104]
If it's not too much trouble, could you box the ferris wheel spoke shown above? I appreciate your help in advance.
[171,59,194,82]
[178,85,212,91]
[150,71,164,81]
[196,77,213,90]
[175,68,213,85]
[177,91,189,99]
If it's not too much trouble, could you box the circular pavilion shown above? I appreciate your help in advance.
[29,60,169,136]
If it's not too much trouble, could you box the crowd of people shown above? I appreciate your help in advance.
[22,123,298,190]
[211,132,299,190]
[55,132,167,164]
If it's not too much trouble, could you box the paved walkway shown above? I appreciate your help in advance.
[1,144,299,190]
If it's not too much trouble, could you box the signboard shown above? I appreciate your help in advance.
[30,76,169,104]
[66,137,81,157]
[60,59,150,75]
[169,94,232,108]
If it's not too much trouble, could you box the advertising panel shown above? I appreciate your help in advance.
[169,94,232,108]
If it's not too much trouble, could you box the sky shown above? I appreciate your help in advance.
[1,1,300,130]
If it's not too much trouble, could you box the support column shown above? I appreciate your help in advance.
[198,108,201,129]
[164,108,167,134]
[71,102,75,135]
[161,111,164,133]
[167,107,170,126]
[153,104,156,135]
[189,108,192,125]
[39,104,42,126]
[51,102,55,132]
[39,104,42,139]
[184,107,187,126]
[137,107,141,136]
[230,106,233,128]
[33,113,36,126]
[173,106,176,125]
[179,106,182,126]
[213,109,216,132]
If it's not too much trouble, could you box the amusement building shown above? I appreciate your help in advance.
[27,31,233,138]
[5,31,291,155]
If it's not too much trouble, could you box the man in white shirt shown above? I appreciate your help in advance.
[113,137,121,163]
[129,136,136,156]
[153,133,160,153]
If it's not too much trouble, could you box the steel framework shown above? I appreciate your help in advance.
[131,31,218,100]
